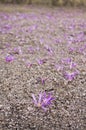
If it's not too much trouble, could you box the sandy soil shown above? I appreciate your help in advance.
[0,4,86,130]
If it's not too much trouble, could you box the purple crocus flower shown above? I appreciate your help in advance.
[55,64,63,71]
[64,70,79,81]
[28,47,35,54]
[26,62,32,68]
[32,92,54,111]
[44,45,53,54]
[61,58,71,64]
[69,61,76,69]
[13,46,22,55]
[37,59,44,65]
[36,77,48,85]
[37,59,46,65]
[41,77,48,85]
[5,55,14,62]
[68,47,76,53]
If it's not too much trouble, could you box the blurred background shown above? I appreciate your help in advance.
[0,0,86,6]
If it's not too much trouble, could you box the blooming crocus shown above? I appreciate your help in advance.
[13,46,22,55]
[44,45,53,54]
[55,64,63,71]
[69,61,76,69]
[61,58,71,64]
[41,77,48,85]
[26,62,32,68]
[32,92,54,111]
[5,43,11,48]
[36,77,48,85]
[37,59,46,65]
[22,58,32,67]
[5,55,14,62]
[28,47,35,54]
[64,70,79,81]
[68,47,76,53]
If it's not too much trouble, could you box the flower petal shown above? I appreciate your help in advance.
[32,94,37,105]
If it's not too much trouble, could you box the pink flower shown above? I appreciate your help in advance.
[44,45,53,54]
[55,64,63,71]
[68,47,76,53]
[69,62,76,69]
[28,47,35,54]
[26,62,32,67]
[5,55,14,62]
[13,46,22,55]
[36,77,48,85]
[32,92,54,111]
[64,70,79,81]
[61,58,71,64]
[37,59,46,65]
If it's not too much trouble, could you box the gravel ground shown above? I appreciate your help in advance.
[0,4,86,130]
